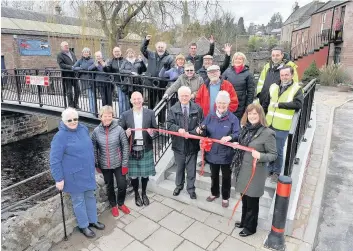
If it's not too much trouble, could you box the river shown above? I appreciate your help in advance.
[1,131,57,220]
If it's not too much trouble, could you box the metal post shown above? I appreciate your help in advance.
[264,176,292,250]
[92,73,98,118]
[60,191,68,241]
[14,68,22,104]
[35,69,43,107]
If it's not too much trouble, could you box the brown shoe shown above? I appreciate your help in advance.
[222,200,229,208]
[206,195,219,202]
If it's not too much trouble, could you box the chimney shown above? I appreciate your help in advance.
[293,1,299,12]
[55,5,62,15]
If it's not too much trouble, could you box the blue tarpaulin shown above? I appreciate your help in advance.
[18,39,51,56]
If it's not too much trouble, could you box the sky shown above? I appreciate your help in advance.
[219,0,314,26]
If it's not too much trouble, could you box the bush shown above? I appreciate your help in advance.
[302,61,320,84]
[319,63,352,86]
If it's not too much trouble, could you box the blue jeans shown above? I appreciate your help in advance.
[268,128,289,175]
[70,190,98,228]
[87,88,95,113]
[117,86,129,115]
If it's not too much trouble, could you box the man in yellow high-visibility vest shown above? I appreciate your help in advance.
[255,47,298,114]
[265,66,303,183]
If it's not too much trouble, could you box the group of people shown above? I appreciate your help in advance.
[53,35,303,239]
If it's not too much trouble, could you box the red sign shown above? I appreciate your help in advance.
[25,76,49,86]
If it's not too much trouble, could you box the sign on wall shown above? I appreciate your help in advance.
[25,76,50,86]
[18,39,51,56]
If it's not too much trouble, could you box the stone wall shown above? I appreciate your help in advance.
[1,111,60,145]
[1,173,109,251]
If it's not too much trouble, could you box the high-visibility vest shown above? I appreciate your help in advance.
[266,83,301,131]
[256,61,299,96]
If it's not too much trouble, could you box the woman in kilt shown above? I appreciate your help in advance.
[119,91,158,207]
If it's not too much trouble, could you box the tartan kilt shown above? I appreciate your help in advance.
[128,149,156,177]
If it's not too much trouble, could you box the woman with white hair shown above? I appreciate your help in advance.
[72,48,95,113]
[222,52,255,121]
[196,90,240,208]
[50,108,105,239]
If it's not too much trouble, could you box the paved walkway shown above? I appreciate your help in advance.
[50,87,353,251]
[314,100,353,251]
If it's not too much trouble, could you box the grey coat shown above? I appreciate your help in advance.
[164,74,203,97]
[91,120,129,169]
[234,127,277,197]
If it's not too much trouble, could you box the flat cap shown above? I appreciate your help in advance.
[203,55,213,60]
[207,65,220,72]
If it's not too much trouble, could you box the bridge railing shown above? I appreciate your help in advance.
[284,79,316,176]
[1,68,173,119]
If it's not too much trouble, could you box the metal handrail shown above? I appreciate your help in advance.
[1,170,51,193]
[1,185,56,213]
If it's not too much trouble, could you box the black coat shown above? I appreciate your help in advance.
[222,66,255,120]
[57,51,77,77]
[119,108,157,151]
[167,101,204,155]
[186,43,215,72]
[140,39,174,78]
[104,57,126,83]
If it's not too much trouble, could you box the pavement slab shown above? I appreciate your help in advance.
[144,227,184,251]
[124,216,160,241]
[159,210,195,234]
[181,221,220,249]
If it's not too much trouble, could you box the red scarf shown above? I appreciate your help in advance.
[234,65,244,74]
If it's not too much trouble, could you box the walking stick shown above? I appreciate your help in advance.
[59,191,68,241]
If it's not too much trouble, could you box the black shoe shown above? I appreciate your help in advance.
[234,221,244,228]
[173,187,182,196]
[79,227,95,238]
[239,228,255,237]
[89,222,105,230]
[135,192,143,207]
[142,192,150,206]
[189,192,197,199]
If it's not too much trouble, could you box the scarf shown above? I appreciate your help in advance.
[234,65,244,74]
[231,122,263,180]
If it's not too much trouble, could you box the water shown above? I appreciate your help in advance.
[1,131,57,219]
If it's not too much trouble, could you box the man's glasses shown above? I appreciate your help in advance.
[66,118,78,123]
[185,69,194,72]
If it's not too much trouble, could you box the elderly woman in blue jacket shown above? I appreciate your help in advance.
[196,90,240,208]
[50,107,105,239]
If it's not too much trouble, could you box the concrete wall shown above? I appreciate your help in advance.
[1,111,60,145]
[1,174,108,251]
[340,2,353,80]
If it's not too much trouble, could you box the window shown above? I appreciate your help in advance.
[321,12,327,33]
[334,47,341,64]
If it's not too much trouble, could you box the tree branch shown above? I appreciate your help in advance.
[121,1,147,31]
[94,0,111,37]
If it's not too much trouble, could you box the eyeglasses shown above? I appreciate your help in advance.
[185,70,194,72]
[66,118,78,123]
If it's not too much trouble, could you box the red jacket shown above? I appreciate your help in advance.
[195,79,239,116]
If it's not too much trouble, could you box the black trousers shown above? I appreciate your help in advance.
[241,194,260,233]
[97,84,113,106]
[210,164,231,200]
[101,167,127,207]
[64,79,80,108]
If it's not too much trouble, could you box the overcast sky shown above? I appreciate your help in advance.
[219,0,314,26]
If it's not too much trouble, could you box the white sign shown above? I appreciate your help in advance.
[25,75,49,86]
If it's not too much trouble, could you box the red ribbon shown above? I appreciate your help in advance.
[130,128,258,223]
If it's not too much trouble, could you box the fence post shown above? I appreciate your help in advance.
[264,175,292,251]
[14,68,22,104]
[92,73,98,118]
[35,69,43,107]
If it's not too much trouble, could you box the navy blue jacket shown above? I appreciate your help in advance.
[201,110,239,164]
[50,122,96,193]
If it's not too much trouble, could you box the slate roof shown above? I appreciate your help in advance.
[313,0,349,14]
[294,18,311,31]
[1,6,101,28]
[284,1,325,25]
